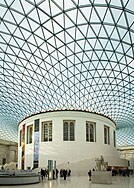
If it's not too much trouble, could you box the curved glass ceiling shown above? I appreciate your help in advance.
[0,0,134,144]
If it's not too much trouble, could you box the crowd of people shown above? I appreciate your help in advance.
[112,168,130,177]
[40,168,71,181]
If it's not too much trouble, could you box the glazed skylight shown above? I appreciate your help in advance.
[0,0,134,145]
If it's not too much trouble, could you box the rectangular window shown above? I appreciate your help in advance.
[104,125,110,144]
[86,122,96,142]
[27,125,33,144]
[20,130,22,146]
[63,120,75,141]
[42,121,52,142]
[113,130,116,147]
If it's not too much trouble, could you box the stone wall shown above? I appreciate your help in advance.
[0,140,18,165]
[118,146,134,169]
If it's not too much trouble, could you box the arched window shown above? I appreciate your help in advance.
[113,130,116,147]
[104,125,110,144]
[27,125,33,144]
[86,122,96,142]
[63,121,75,141]
[19,130,22,146]
[63,122,68,141]
[42,121,52,142]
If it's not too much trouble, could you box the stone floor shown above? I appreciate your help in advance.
[1,175,134,188]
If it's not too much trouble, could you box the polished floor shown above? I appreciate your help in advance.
[1,175,134,188]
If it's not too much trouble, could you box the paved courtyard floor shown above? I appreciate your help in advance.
[1,175,134,188]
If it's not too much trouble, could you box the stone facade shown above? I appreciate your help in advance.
[18,110,127,173]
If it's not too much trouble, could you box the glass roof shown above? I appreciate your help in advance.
[0,0,134,145]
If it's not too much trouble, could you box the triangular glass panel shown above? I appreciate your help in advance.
[38,0,51,15]
[111,40,119,50]
[50,1,61,16]
[110,53,118,62]
[91,52,98,60]
[121,43,130,55]
[111,8,122,23]
[101,51,109,60]
[110,0,122,7]
[14,28,25,41]
[123,32,131,44]
[5,21,16,34]
[79,25,88,38]
[87,26,96,38]
[104,25,114,37]
[47,36,55,47]
[126,48,133,58]
[20,18,31,33]
[0,32,10,44]
[42,27,52,39]
[53,19,63,34]
[64,14,74,28]
[111,28,119,40]
[95,6,108,21]
[54,14,64,28]
[116,53,123,62]
[64,0,75,10]
[99,26,108,38]
[20,27,31,40]
[0,6,9,18]
[103,9,114,24]
[65,29,74,43]
[38,9,49,24]
[117,12,128,28]
[86,50,93,60]
[4,9,15,23]
[94,39,102,50]
[0,43,7,53]
[10,36,19,47]
[67,8,77,24]
[28,19,39,31]
[92,24,101,36]
[130,31,134,44]
[90,8,100,22]
[76,28,84,40]
[11,10,24,25]
[116,43,124,54]
[88,38,96,48]
[77,10,87,24]
[83,52,91,62]
[126,0,134,12]
[67,43,74,55]
[80,6,92,21]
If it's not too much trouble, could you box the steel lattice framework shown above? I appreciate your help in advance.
[0,0,134,145]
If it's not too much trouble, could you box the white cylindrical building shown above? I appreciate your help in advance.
[18,110,127,175]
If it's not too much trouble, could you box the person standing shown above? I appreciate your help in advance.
[56,168,59,178]
[41,168,45,181]
[88,170,92,181]
[63,169,67,180]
